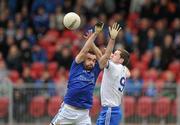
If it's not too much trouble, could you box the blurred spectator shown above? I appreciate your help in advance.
[149,46,162,70]
[2,35,15,58]
[6,45,22,72]
[174,34,180,59]
[54,45,73,70]
[0,59,12,97]
[161,34,175,69]
[104,0,115,14]
[26,27,37,46]
[6,20,16,37]
[115,30,126,50]
[31,0,58,14]
[145,81,157,97]
[33,6,49,36]
[154,19,167,46]
[0,27,5,42]
[84,0,95,10]
[63,0,73,14]
[125,31,139,53]
[125,68,143,98]
[22,67,34,83]
[35,71,56,97]
[21,5,29,20]
[54,6,64,31]
[0,8,9,28]
[74,0,87,15]
[146,28,156,51]
[124,27,133,48]
[15,13,27,29]
[115,0,130,14]
[0,55,8,78]
[8,0,16,15]
[91,0,106,16]
[20,40,32,64]
[130,0,144,13]
[32,44,47,63]
[49,14,56,29]
[171,18,180,38]
[0,27,6,55]
[138,18,150,54]
[140,0,154,19]
[15,28,25,45]
[156,0,169,20]
[162,71,176,100]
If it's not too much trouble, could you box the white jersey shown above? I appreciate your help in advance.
[100,60,128,107]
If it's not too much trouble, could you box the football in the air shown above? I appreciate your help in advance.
[63,12,81,30]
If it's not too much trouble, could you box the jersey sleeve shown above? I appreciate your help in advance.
[105,60,115,70]
[70,60,78,69]
[69,60,83,75]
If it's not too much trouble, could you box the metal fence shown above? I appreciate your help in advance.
[0,82,179,125]
[122,83,180,125]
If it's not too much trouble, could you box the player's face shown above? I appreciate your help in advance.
[84,53,97,70]
[111,50,124,64]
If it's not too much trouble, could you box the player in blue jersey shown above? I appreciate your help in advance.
[50,22,121,125]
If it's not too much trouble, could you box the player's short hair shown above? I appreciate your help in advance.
[87,50,96,55]
[117,48,130,66]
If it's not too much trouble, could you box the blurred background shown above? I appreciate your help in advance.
[0,0,180,125]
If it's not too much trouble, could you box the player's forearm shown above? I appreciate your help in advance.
[104,38,115,58]
[81,33,97,53]
[99,38,115,69]
[91,42,102,60]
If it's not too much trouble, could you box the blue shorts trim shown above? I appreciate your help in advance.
[96,106,122,125]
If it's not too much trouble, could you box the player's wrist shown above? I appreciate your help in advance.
[109,35,116,40]
[94,31,98,34]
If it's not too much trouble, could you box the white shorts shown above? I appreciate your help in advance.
[51,103,91,125]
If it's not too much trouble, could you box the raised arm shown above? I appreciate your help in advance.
[84,31,103,61]
[99,23,121,69]
[75,23,103,63]
[91,42,102,60]
[75,33,98,63]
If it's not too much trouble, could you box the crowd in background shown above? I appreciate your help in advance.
[0,0,180,101]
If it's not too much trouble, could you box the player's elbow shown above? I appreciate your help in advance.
[127,70,131,78]
[75,53,85,64]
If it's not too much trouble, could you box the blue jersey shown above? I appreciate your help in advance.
[64,60,101,109]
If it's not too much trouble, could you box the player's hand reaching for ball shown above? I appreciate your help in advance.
[95,21,104,34]
[109,22,121,40]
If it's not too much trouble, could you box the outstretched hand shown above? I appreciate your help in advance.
[109,22,121,40]
[95,21,104,34]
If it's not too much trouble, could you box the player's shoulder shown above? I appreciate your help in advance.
[70,59,83,71]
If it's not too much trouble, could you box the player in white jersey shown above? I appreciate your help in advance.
[96,48,130,125]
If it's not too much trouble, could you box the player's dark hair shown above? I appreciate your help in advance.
[118,48,130,66]
[87,50,96,55]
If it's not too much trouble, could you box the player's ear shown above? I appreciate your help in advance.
[119,58,124,64]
